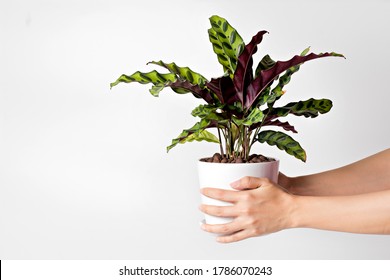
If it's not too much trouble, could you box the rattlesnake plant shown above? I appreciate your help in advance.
[111,15,344,162]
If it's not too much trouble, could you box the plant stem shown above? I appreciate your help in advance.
[235,130,242,157]
[224,128,229,159]
[250,127,261,149]
[229,121,234,158]
[217,127,224,157]
[240,125,245,159]
[244,126,250,160]
[249,106,272,150]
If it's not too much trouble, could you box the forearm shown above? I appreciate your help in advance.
[286,149,390,196]
[290,190,390,234]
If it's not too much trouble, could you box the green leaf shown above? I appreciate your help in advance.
[257,130,306,162]
[241,108,264,126]
[209,15,245,74]
[110,71,177,88]
[180,130,219,145]
[148,61,208,89]
[300,46,311,56]
[255,54,276,77]
[252,85,272,108]
[191,104,224,121]
[270,98,333,118]
[208,28,231,74]
[149,84,166,97]
[167,120,219,152]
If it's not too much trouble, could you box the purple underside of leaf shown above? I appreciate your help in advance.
[206,78,224,103]
[169,80,214,104]
[233,30,268,105]
[206,77,241,105]
[220,76,239,105]
[246,52,339,109]
[263,119,297,133]
[249,117,297,133]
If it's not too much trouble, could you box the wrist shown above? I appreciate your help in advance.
[278,173,293,193]
[287,176,310,196]
[287,195,309,229]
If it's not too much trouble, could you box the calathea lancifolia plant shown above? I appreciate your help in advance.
[111,15,344,162]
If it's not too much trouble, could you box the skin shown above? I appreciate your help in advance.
[200,148,390,243]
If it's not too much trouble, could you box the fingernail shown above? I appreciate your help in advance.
[230,180,240,188]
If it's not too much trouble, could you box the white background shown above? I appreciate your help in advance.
[1,0,389,259]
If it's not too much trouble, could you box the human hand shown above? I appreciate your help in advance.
[200,176,296,243]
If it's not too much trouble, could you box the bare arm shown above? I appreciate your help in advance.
[281,148,390,196]
[293,189,390,234]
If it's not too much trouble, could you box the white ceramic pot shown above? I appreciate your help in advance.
[198,159,279,225]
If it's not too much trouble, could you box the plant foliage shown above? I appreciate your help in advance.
[111,15,344,162]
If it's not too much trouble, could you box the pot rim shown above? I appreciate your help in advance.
[198,156,279,164]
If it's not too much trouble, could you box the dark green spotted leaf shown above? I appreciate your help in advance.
[149,84,166,97]
[255,54,276,77]
[148,61,208,89]
[257,130,306,162]
[241,108,264,126]
[269,98,333,118]
[110,71,177,88]
[251,85,273,108]
[167,120,219,152]
[191,104,225,122]
[208,28,231,74]
[209,15,245,74]
[178,130,219,147]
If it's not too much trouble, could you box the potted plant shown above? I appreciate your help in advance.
[110,15,344,225]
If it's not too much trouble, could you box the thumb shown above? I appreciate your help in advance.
[230,176,263,190]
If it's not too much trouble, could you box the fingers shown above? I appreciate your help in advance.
[199,204,236,218]
[200,177,280,243]
[216,230,255,243]
[201,177,275,201]
[201,220,242,236]
[201,187,239,203]
[201,222,257,243]
[230,176,273,190]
